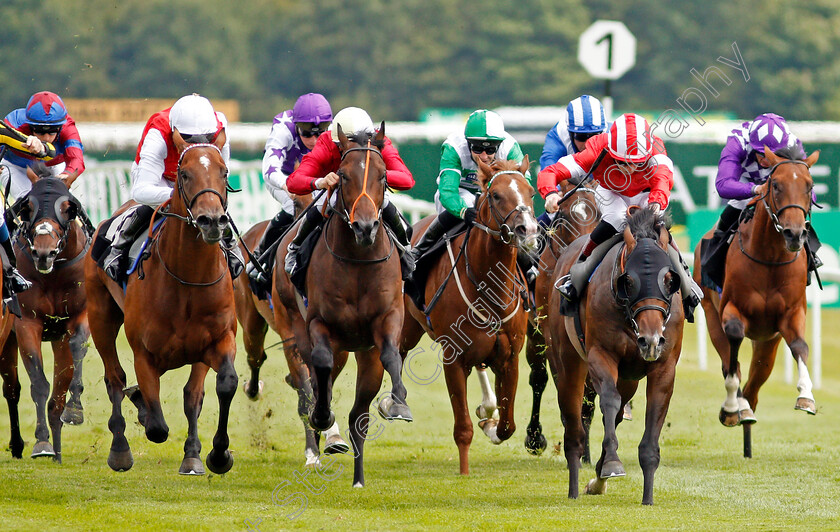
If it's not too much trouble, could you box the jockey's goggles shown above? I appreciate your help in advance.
[469,142,498,155]
[297,124,329,138]
[571,131,599,143]
[30,124,62,135]
[181,131,217,144]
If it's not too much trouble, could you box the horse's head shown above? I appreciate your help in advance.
[172,129,230,244]
[474,156,539,253]
[15,178,81,273]
[335,123,387,247]
[616,207,681,362]
[760,145,819,252]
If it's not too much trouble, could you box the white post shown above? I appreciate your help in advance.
[812,285,822,390]
[696,310,707,371]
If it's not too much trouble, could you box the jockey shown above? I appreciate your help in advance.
[102,93,244,281]
[284,106,415,279]
[705,113,822,281]
[539,113,702,320]
[246,93,333,288]
[408,109,535,281]
[538,94,608,228]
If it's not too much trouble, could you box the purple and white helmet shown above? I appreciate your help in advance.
[292,93,332,125]
[748,113,792,153]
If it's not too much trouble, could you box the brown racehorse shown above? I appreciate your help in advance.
[275,124,410,487]
[523,176,600,456]
[0,270,23,459]
[234,196,351,467]
[84,131,238,474]
[13,177,90,462]
[692,146,819,458]
[400,157,539,475]
[547,207,683,505]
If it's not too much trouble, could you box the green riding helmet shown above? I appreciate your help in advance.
[464,109,506,146]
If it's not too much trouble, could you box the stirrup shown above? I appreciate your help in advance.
[554,275,577,302]
[284,244,299,275]
[6,269,32,293]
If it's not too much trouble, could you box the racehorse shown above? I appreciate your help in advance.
[399,156,539,475]
[274,124,410,487]
[12,177,91,462]
[547,207,683,505]
[523,176,600,456]
[692,146,819,458]
[0,270,22,459]
[234,196,351,467]
[84,131,238,474]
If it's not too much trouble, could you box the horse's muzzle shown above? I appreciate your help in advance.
[637,333,666,362]
[351,219,379,247]
[32,249,58,274]
[782,227,806,252]
[514,216,540,253]
[195,213,230,244]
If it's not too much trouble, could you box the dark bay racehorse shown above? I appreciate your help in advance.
[0,270,22,458]
[524,176,600,455]
[275,124,410,487]
[548,207,683,505]
[13,177,90,462]
[234,198,351,467]
[85,131,238,474]
[693,146,819,458]
[399,157,539,475]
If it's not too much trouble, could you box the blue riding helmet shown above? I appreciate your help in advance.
[567,95,606,134]
[25,91,68,126]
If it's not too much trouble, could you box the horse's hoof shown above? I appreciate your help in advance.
[377,396,413,422]
[795,397,817,415]
[179,457,206,475]
[323,434,350,455]
[107,449,134,472]
[719,408,740,427]
[524,431,547,455]
[622,403,633,421]
[739,408,757,425]
[61,402,85,425]
[585,478,607,495]
[478,418,503,444]
[243,379,264,400]
[31,441,56,458]
[305,450,321,468]
[475,404,499,421]
[206,449,234,475]
[309,411,335,432]
[600,460,625,479]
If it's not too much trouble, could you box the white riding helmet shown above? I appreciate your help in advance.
[328,107,375,142]
[169,94,218,136]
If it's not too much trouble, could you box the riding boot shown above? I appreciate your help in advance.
[556,221,620,307]
[222,228,245,279]
[806,225,823,271]
[0,234,31,295]
[516,251,538,311]
[246,210,295,286]
[103,205,155,282]
[285,207,325,276]
[408,210,461,265]
[382,202,415,280]
[701,204,743,289]
[667,242,703,323]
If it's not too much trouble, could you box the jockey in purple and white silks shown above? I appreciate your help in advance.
[246,93,332,287]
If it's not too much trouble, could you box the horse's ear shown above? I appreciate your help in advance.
[518,154,530,175]
[476,157,492,192]
[658,223,670,250]
[337,124,350,150]
[214,128,227,151]
[376,121,385,144]
[806,149,820,167]
[763,146,780,165]
[172,128,188,153]
[623,225,636,251]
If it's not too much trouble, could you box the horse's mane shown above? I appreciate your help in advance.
[773,144,806,161]
[626,207,671,240]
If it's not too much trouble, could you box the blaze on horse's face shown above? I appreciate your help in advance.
[173,129,230,244]
[619,214,680,362]
[475,156,539,252]
[762,146,819,253]
[336,123,388,247]
[17,182,79,274]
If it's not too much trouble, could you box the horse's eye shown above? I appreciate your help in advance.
[492,192,500,201]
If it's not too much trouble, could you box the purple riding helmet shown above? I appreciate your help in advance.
[748,113,792,153]
[292,93,333,125]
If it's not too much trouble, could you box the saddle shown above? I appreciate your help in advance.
[91,211,164,285]
[405,222,467,311]
[289,224,323,298]
[699,205,755,291]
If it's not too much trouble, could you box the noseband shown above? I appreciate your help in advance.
[170,143,230,226]
[474,170,534,245]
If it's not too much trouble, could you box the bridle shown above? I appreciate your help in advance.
[165,143,231,227]
[473,170,534,245]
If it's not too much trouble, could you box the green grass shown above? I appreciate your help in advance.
[2,310,840,531]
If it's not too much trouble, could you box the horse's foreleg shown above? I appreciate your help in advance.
[374,311,413,422]
[720,307,747,426]
[555,341,587,499]
[588,349,624,480]
[207,354,237,475]
[180,363,209,475]
[581,381,597,464]
[483,356,518,444]
[638,362,677,505]
[475,366,497,422]
[740,336,783,420]
[1,330,24,458]
[444,363,473,475]
[524,324,548,455]
[241,306,268,401]
[61,320,89,425]
[47,338,74,463]
[17,323,54,458]
[134,350,169,444]
[308,319,335,431]
[779,313,816,415]
[348,348,385,488]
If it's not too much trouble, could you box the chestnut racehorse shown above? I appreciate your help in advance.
[692,146,819,458]
[275,124,410,487]
[85,131,238,474]
[399,157,539,475]
[0,269,22,459]
[13,177,90,462]
[234,196,351,467]
[547,207,684,505]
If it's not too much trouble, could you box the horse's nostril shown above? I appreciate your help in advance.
[196,215,212,228]
[218,214,230,227]
[658,336,666,348]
